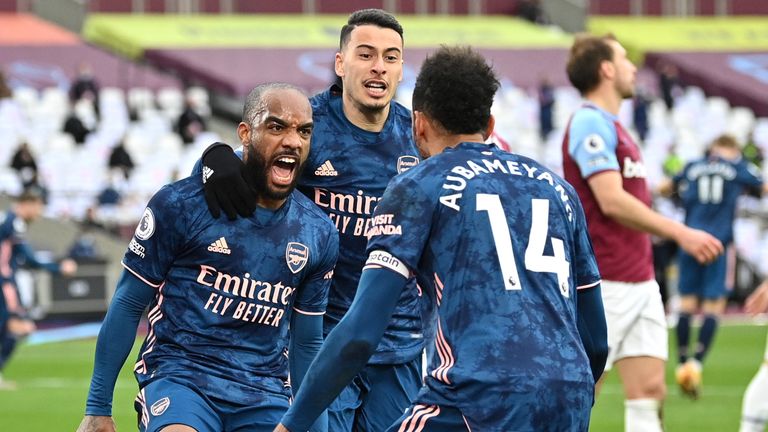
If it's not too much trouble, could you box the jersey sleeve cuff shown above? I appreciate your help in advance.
[364,250,410,279]
[121,261,162,289]
[577,280,601,290]
[292,307,325,316]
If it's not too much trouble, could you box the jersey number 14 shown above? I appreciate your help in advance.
[476,194,570,297]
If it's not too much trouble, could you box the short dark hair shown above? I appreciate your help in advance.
[242,82,304,125]
[566,33,617,95]
[412,46,499,135]
[339,9,403,50]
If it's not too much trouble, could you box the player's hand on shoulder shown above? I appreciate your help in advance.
[76,415,116,432]
[60,258,78,276]
[678,227,723,264]
[745,280,768,315]
[201,142,257,220]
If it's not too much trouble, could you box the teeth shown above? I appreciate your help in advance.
[277,157,296,164]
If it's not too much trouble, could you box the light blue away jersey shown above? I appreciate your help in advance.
[122,175,338,404]
[299,87,425,364]
[674,155,763,244]
[365,142,601,428]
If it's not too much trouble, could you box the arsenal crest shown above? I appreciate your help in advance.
[150,397,170,416]
[286,242,309,274]
[397,155,419,174]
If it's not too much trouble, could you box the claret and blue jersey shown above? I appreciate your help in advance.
[301,87,424,364]
[122,175,338,405]
[365,142,601,429]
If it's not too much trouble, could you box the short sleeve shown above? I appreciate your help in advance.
[568,108,620,179]
[293,229,339,315]
[571,198,601,290]
[365,175,434,274]
[121,185,187,288]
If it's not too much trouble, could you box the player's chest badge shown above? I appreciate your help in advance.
[397,155,419,174]
[286,242,309,274]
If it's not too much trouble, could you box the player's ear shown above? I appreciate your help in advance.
[412,111,426,141]
[482,115,496,141]
[237,122,250,146]
[334,52,344,78]
[600,59,615,81]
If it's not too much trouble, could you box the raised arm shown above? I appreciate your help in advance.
[277,267,407,432]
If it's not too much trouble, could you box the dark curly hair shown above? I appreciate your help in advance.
[412,46,499,135]
[340,9,403,50]
[566,33,617,95]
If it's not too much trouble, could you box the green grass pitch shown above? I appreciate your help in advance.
[0,324,763,431]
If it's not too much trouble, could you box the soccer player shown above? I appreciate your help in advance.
[562,34,724,431]
[76,83,338,432]
[664,134,767,399]
[273,45,608,432]
[0,186,77,390]
[741,279,768,432]
[200,10,426,431]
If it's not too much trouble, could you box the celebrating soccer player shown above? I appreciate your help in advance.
[77,83,338,432]
[274,45,608,432]
[200,9,426,431]
[562,34,724,431]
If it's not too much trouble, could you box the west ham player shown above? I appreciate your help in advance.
[562,34,723,431]
[200,10,426,431]
[665,134,767,398]
[77,83,338,432]
[274,46,609,432]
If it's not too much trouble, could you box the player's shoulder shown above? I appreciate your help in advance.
[389,100,413,124]
[309,87,334,115]
[570,105,612,129]
[150,176,207,219]
[289,190,337,234]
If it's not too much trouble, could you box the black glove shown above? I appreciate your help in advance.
[201,142,257,220]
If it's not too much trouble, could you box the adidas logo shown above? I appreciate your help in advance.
[314,160,338,176]
[207,237,231,254]
[202,166,214,184]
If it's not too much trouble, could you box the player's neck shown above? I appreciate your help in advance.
[585,88,622,116]
[257,197,286,211]
[342,98,390,132]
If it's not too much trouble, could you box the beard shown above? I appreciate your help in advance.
[243,144,305,201]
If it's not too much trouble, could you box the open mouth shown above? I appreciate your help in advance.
[271,155,298,187]
[364,80,388,97]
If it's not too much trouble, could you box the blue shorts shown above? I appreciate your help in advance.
[678,249,728,300]
[135,377,289,432]
[328,358,422,432]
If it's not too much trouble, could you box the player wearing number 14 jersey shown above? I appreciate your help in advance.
[275,46,608,432]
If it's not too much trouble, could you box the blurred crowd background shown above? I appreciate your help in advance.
[1,0,768,320]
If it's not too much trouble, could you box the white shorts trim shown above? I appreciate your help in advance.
[601,279,668,370]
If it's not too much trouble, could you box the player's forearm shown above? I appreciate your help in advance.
[576,284,608,384]
[597,186,686,241]
[289,313,328,432]
[281,268,406,432]
[85,271,154,415]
